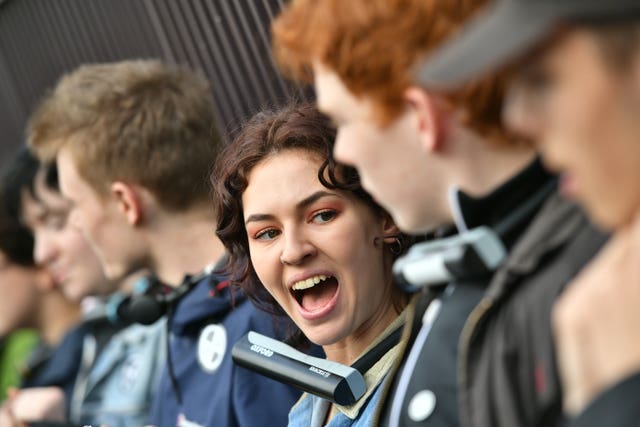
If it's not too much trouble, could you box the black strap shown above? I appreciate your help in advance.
[493,179,557,239]
[166,303,183,406]
[351,325,404,375]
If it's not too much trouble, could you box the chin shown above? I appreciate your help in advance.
[63,290,85,303]
[103,265,124,282]
[587,203,627,232]
[389,209,416,233]
[302,325,346,348]
[70,290,85,302]
[394,211,434,235]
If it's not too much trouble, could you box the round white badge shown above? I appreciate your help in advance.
[197,324,227,373]
[408,389,437,422]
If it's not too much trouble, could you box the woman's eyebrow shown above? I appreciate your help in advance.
[296,190,338,210]
[244,191,341,225]
[245,213,275,225]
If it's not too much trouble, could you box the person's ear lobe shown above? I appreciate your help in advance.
[380,214,401,244]
[110,182,143,226]
[403,86,442,152]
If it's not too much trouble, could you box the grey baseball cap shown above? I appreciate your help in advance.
[418,0,640,89]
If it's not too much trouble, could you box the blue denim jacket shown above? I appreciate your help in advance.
[70,318,166,427]
[287,313,407,427]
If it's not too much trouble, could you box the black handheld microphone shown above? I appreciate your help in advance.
[232,332,367,406]
[232,325,403,405]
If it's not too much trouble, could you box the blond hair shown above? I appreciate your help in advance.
[28,59,220,211]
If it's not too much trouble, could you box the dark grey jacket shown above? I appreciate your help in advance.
[568,372,640,427]
[460,193,607,427]
[377,159,559,427]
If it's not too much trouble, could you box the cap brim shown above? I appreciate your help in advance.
[417,1,557,89]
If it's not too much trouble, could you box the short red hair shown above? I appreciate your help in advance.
[273,0,510,142]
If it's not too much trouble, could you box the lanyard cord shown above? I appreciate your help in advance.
[166,303,183,406]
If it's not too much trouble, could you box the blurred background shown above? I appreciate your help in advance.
[0,0,308,169]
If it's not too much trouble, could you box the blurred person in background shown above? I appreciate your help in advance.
[419,1,640,426]
[29,59,302,427]
[0,149,84,425]
[14,145,165,427]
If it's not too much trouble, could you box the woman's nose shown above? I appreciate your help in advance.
[279,231,316,265]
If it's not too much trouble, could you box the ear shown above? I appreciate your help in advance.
[403,85,442,152]
[110,181,143,226]
[380,214,401,244]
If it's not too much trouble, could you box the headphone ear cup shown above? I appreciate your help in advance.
[115,273,201,325]
[125,294,166,325]
[106,293,129,324]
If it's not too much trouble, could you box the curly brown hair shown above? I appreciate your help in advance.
[211,103,411,346]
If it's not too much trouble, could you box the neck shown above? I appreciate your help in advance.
[37,292,81,346]
[440,120,535,197]
[445,126,535,197]
[322,299,400,366]
[146,208,225,285]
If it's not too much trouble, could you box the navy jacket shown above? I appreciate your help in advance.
[150,274,302,427]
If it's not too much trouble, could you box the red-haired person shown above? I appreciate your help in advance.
[420,1,640,427]
[271,1,606,427]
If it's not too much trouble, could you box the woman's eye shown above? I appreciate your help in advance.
[255,228,280,241]
[311,210,336,224]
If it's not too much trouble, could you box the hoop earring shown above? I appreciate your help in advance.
[389,236,403,255]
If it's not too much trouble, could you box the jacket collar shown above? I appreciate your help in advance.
[501,193,592,276]
[449,157,556,250]
[170,272,243,335]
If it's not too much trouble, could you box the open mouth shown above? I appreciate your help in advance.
[290,274,339,313]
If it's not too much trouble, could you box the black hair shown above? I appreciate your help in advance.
[0,146,40,266]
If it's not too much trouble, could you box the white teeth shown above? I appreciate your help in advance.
[292,274,328,291]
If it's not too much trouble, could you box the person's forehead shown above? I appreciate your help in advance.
[56,149,93,200]
[314,64,346,110]
[315,71,380,130]
[507,29,575,86]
